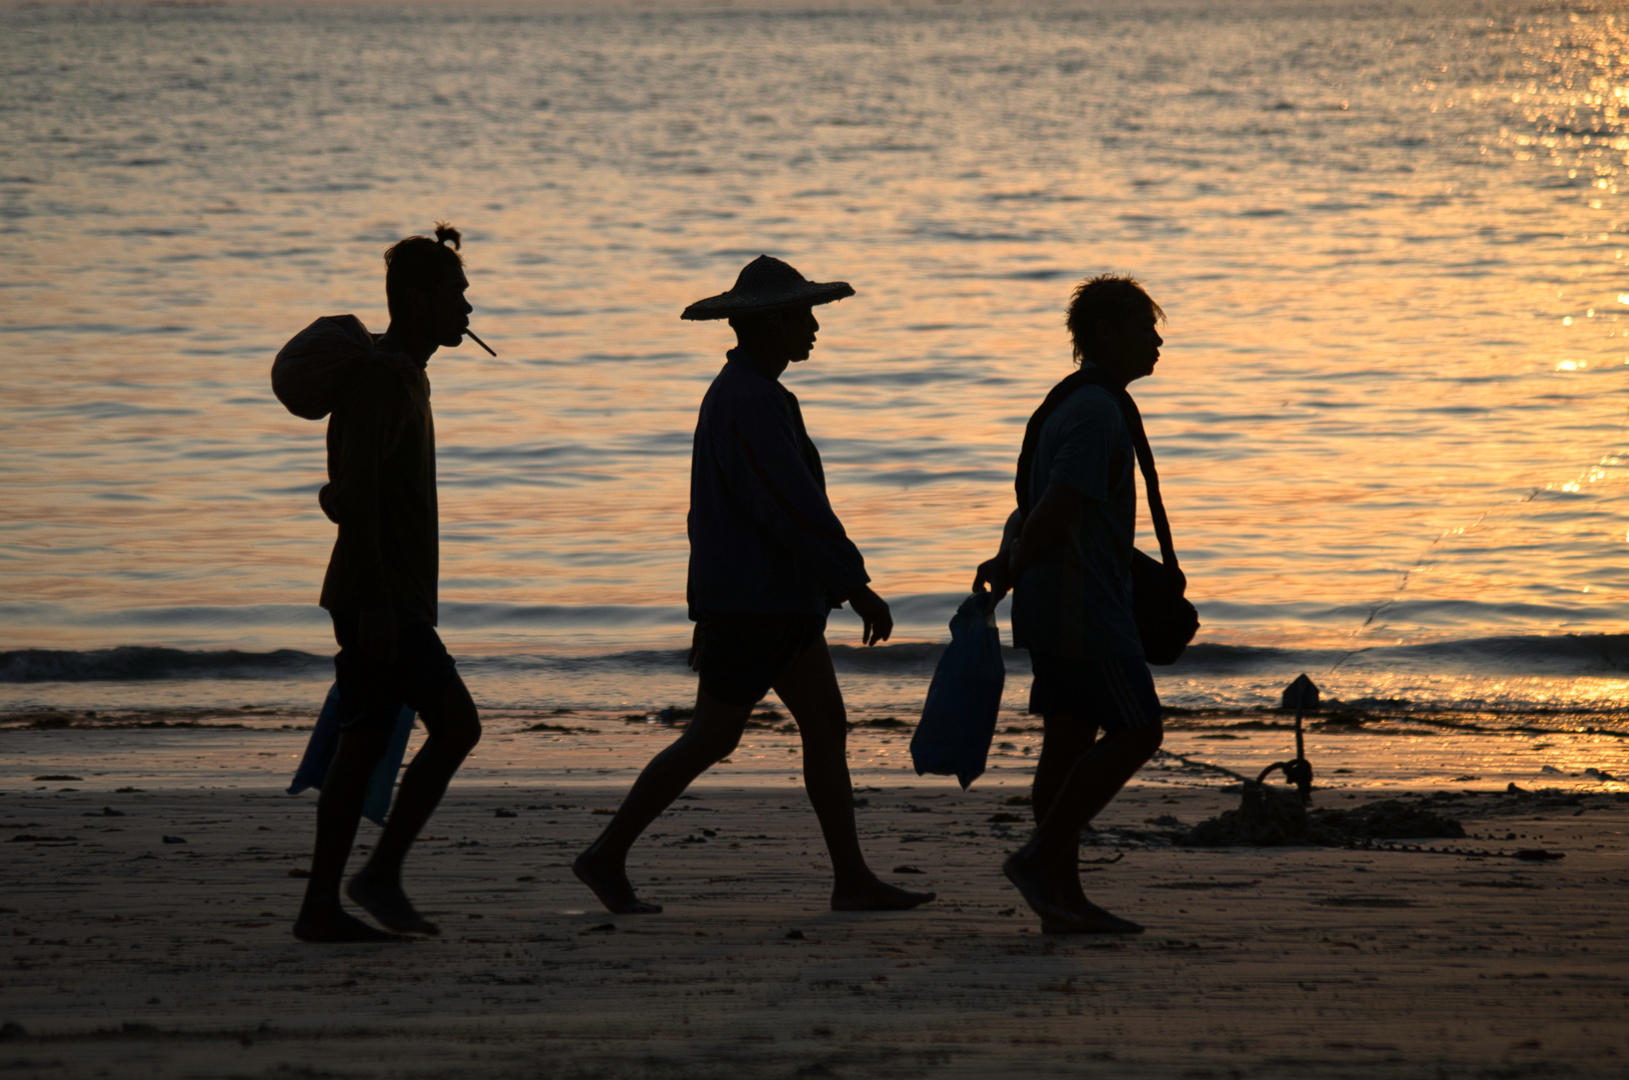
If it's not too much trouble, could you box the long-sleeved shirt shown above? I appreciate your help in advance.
[318,347,439,624]
[686,350,870,618]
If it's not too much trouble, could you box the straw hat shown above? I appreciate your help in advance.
[681,255,854,321]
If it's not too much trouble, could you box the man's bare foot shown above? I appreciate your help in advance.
[574,851,662,914]
[1002,851,1079,925]
[346,868,440,935]
[830,877,936,912]
[1041,898,1145,935]
[293,905,406,943]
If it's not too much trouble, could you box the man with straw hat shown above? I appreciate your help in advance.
[574,255,935,915]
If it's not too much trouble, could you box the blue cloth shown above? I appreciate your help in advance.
[1011,378,1143,659]
[686,350,870,618]
[287,682,415,826]
[911,593,1007,790]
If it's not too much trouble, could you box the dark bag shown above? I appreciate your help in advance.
[911,591,1007,789]
[1015,369,1199,665]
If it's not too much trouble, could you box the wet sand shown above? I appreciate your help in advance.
[2,712,1627,1079]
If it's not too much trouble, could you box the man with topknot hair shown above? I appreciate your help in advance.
[293,223,483,943]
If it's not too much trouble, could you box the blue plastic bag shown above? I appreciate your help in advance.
[287,683,415,826]
[911,592,1006,790]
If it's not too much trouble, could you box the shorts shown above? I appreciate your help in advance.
[691,612,827,707]
[330,610,460,734]
[1027,651,1162,731]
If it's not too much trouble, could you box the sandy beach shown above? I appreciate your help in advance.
[2,709,1626,1079]
[9,3,1629,1077]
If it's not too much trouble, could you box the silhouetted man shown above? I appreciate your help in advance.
[975,275,1170,934]
[574,255,934,915]
[294,224,482,942]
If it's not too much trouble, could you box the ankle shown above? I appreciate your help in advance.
[1009,844,1043,868]
[299,894,343,915]
[580,842,626,869]
[832,868,882,892]
[352,859,400,884]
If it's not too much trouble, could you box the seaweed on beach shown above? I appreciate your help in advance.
[1178,784,1467,848]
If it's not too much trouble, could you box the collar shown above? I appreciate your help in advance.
[726,348,776,380]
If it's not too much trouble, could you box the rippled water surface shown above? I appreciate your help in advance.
[5,0,1629,713]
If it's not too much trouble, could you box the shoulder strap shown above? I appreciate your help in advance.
[1015,369,1104,516]
[1014,369,1184,584]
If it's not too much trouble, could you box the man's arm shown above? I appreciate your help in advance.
[722,402,870,601]
[973,508,1025,601]
[1002,391,1119,586]
[329,369,406,660]
[846,584,892,646]
[719,398,890,642]
[1008,482,1086,580]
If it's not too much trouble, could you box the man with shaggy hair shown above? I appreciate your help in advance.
[293,224,483,942]
[975,274,1176,934]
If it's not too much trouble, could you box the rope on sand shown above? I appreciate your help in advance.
[1344,838,1565,861]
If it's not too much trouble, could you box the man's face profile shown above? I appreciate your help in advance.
[429,270,473,349]
[401,268,472,351]
[1093,309,1163,383]
[736,305,820,365]
[781,306,819,363]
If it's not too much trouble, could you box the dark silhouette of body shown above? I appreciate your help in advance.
[975,275,1171,934]
[574,256,934,916]
[293,225,482,943]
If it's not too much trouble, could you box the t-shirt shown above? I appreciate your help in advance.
[1010,381,1142,659]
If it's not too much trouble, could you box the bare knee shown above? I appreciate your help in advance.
[447,716,481,758]
[796,716,847,756]
[426,683,481,757]
[681,724,741,764]
[1092,724,1161,768]
[425,707,480,760]
[683,691,750,763]
[1126,723,1163,762]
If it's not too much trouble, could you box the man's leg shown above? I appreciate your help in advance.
[347,674,481,935]
[1030,710,1098,907]
[294,723,400,943]
[1031,710,1097,825]
[574,689,751,914]
[1005,722,1162,932]
[772,637,935,912]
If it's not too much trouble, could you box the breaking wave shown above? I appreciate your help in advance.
[7,633,1629,684]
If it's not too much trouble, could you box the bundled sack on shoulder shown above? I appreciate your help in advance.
[271,314,379,420]
[911,592,1007,790]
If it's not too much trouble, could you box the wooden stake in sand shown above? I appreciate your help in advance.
[1258,673,1319,803]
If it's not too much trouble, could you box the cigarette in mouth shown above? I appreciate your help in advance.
[465,328,497,357]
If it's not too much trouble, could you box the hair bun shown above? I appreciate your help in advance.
[433,221,462,251]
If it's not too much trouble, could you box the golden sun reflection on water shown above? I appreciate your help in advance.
[5,2,1629,716]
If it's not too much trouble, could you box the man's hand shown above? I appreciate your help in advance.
[1007,483,1085,582]
[972,551,1013,603]
[846,585,893,647]
[358,605,399,664]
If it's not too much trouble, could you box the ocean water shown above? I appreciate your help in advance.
[5,0,1629,721]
